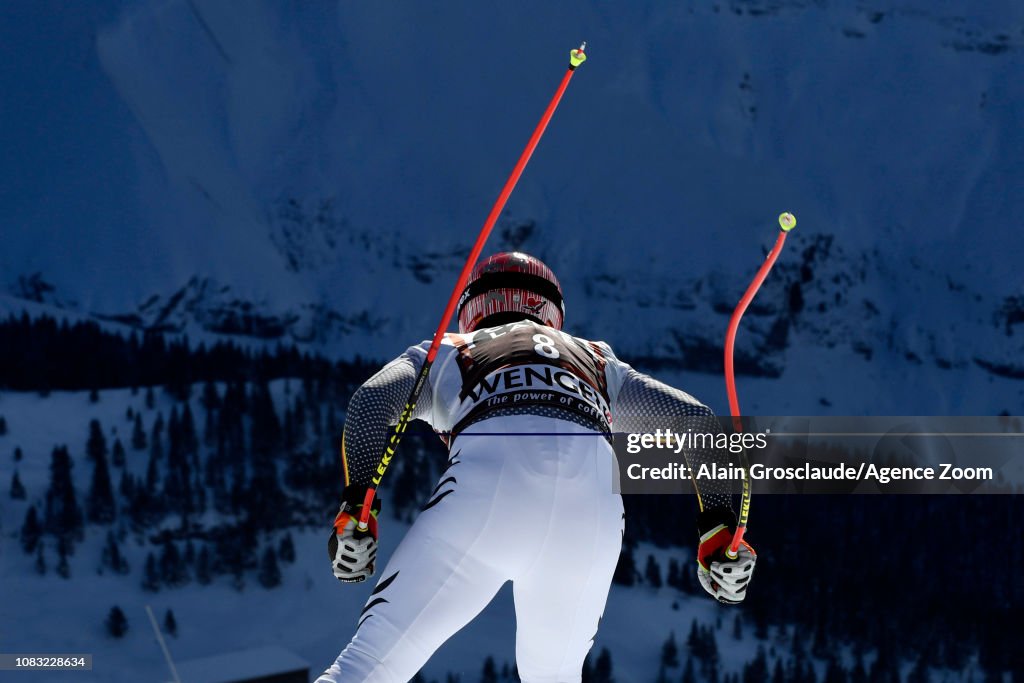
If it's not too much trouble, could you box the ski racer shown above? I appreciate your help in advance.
[318,252,757,683]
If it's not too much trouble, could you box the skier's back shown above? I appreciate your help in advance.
[319,252,756,683]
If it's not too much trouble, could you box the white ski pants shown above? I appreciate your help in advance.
[317,415,624,683]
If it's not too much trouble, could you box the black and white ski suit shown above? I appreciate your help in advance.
[318,320,734,683]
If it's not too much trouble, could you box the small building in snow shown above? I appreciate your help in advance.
[169,645,309,683]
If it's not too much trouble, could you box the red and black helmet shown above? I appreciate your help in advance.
[457,252,564,333]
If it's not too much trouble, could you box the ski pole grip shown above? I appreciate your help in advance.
[356,487,377,531]
[726,526,746,560]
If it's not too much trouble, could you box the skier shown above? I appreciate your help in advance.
[318,252,757,683]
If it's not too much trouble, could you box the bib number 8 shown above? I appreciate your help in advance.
[533,334,560,359]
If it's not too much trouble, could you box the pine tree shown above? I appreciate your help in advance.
[21,506,42,553]
[10,470,26,499]
[743,647,769,683]
[118,469,133,499]
[770,659,785,683]
[661,632,679,668]
[687,620,701,655]
[87,436,116,524]
[203,400,218,447]
[202,380,220,412]
[180,404,199,460]
[283,405,296,452]
[196,546,212,585]
[164,609,178,637]
[145,386,155,410]
[645,555,663,587]
[0,415,7,435]
[279,533,296,564]
[681,659,697,683]
[691,625,719,682]
[35,541,47,575]
[754,610,769,640]
[292,398,308,447]
[906,657,929,683]
[14,446,23,461]
[160,541,188,587]
[848,655,866,683]
[823,658,847,683]
[678,559,699,595]
[45,445,83,543]
[869,642,900,683]
[89,388,100,403]
[102,531,129,574]
[126,406,134,421]
[811,615,830,659]
[56,536,71,578]
[86,419,107,463]
[667,558,682,590]
[163,407,192,517]
[142,553,160,592]
[145,446,160,493]
[111,438,126,468]
[481,656,498,683]
[245,382,286,530]
[106,606,128,638]
[581,653,593,683]
[258,546,282,588]
[131,414,147,451]
[593,648,614,683]
[151,413,165,460]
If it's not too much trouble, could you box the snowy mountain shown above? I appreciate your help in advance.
[2,0,1023,416]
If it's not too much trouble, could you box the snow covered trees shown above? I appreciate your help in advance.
[86,422,116,523]
[10,470,26,499]
[20,506,42,553]
[45,446,83,544]
[101,532,129,575]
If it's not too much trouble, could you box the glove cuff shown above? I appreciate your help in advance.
[341,484,382,517]
[696,507,738,571]
[696,507,737,537]
[335,485,382,539]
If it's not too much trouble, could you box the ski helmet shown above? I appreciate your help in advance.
[457,252,564,333]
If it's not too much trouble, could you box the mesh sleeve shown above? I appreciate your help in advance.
[613,368,734,513]
[341,352,433,487]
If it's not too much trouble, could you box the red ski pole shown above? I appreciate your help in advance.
[356,42,589,531]
[723,211,796,557]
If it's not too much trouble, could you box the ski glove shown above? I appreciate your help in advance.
[696,508,756,605]
[328,485,381,583]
